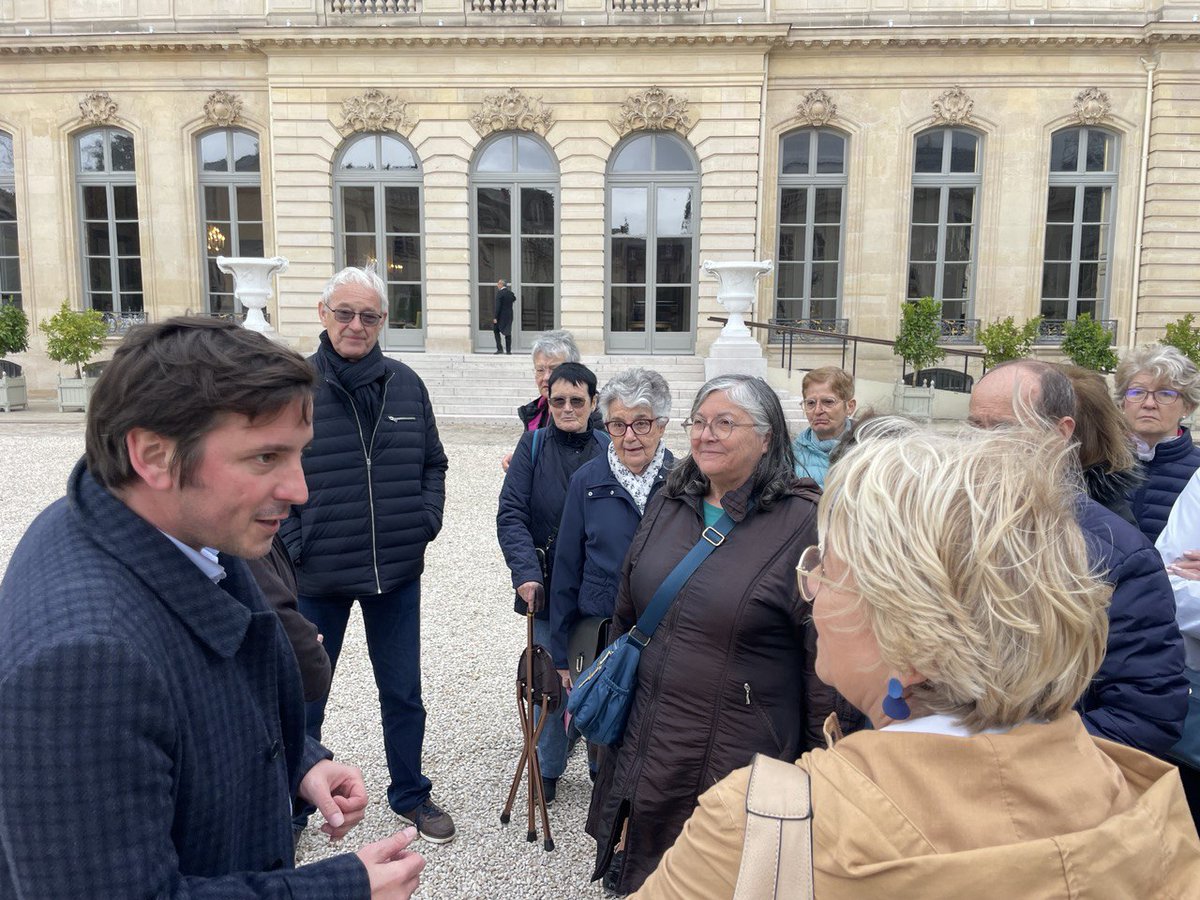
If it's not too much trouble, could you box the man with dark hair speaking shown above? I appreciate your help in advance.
[0,318,423,898]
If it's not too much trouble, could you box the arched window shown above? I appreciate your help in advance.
[905,127,982,334]
[471,133,558,352]
[1040,126,1118,333]
[198,128,262,317]
[75,127,143,328]
[334,133,425,348]
[775,128,846,331]
[606,132,698,354]
[0,132,19,306]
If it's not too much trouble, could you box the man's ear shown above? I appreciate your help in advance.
[1057,415,1076,442]
[125,428,178,491]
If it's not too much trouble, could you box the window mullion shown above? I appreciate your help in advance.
[934,185,948,305]
[107,182,120,314]
[803,182,816,321]
[375,182,386,320]
[1069,183,1085,318]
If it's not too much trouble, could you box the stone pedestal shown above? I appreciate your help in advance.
[702,259,773,381]
[215,256,289,339]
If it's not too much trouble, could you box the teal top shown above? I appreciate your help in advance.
[702,502,725,528]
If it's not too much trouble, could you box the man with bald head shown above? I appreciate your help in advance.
[968,360,1187,755]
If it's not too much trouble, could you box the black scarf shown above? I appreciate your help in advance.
[318,331,387,428]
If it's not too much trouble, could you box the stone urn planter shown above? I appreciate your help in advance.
[215,256,289,337]
[57,375,100,412]
[702,259,773,380]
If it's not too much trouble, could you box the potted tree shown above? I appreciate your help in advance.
[1061,313,1119,374]
[41,301,108,412]
[892,296,945,418]
[0,298,29,412]
[977,315,1043,368]
[1163,313,1200,368]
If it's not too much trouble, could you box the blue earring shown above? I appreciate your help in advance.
[882,678,911,721]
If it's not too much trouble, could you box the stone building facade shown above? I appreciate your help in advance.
[1,1,1198,389]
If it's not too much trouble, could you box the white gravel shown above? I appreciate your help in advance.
[0,420,659,899]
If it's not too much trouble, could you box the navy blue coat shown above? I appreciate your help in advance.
[0,461,368,898]
[281,349,448,598]
[496,423,609,620]
[548,450,674,668]
[1130,427,1200,544]
[1076,496,1188,755]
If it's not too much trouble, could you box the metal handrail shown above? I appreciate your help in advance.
[708,316,987,386]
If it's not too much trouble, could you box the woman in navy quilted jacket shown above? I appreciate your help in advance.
[1117,344,1200,542]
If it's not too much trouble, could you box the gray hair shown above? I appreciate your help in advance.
[322,266,387,313]
[531,329,580,364]
[599,368,672,420]
[1114,344,1200,411]
[665,374,798,510]
[985,360,1077,424]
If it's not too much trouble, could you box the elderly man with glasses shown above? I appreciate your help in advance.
[792,366,856,486]
[280,266,456,844]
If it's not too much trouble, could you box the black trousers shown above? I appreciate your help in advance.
[493,326,512,353]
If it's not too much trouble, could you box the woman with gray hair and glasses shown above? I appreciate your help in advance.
[548,369,675,786]
[586,375,823,896]
[1115,344,1200,542]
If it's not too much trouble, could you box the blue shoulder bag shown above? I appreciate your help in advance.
[566,508,738,746]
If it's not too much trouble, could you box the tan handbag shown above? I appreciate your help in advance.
[732,754,815,900]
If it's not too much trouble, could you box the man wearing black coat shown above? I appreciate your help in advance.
[280,266,454,844]
[493,279,516,354]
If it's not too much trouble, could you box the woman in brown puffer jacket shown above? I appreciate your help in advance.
[585,374,825,895]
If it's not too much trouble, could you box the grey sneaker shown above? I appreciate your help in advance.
[398,799,457,844]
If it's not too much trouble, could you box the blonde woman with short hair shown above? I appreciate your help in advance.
[634,423,1200,899]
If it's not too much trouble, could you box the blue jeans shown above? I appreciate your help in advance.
[533,616,569,780]
[299,579,432,814]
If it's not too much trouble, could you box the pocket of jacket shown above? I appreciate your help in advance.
[743,682,784,753]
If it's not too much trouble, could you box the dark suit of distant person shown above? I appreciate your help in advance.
[493,280,516,354]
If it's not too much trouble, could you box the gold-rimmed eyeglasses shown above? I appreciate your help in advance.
[796,544,824,604]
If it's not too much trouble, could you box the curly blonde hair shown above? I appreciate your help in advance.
[819,421,1112,732]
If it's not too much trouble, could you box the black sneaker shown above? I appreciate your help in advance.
[541,776,558,804]
[398,799,457,844]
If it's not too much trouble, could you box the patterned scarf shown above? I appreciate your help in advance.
[608,440,667,515]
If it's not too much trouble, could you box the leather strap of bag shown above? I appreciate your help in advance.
[628,508,737,648]
[732,753,814,900]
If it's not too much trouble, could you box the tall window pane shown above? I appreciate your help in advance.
[1040,127,1118,331]
[75,127,142,328]
[197,129,263,317]
[606,133,698,352]
[905,127,982,331]
[775,128,846,331]
[0,133,20,306]
[335,134,424,342]
[472,134,559,345]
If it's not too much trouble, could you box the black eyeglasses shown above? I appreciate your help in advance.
[550,396,588,409]
[323,302,383,327]
[605,418,664,437]
[1125,387,1182,405]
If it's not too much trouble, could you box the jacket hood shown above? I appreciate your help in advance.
[800,714,1200,896]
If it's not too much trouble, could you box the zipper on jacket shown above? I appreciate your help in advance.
[744,682,752,705]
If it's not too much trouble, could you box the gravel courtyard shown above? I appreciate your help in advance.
[0,420,625,899]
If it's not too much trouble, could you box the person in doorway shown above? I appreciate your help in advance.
[280,266,455,844]
[493,279,516,355]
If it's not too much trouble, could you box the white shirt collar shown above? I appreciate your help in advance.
[880,714,1019,737]
[160,531,226,583]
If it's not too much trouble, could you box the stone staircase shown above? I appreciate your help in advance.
[393,351,805,432]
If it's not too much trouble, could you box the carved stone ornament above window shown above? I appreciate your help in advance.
[795,89,838,127]
[79,91,118,125]
[203,91,243,127]
[338,89,414,136]
[469,88,553,138]
[1073,87,1112,126]
[931,86,974,126]
[615,86,693,137]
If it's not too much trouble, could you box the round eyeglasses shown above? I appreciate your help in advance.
[1124,387,1182,405]
[796,544,823,604]
[682,417,757,441]
[323,302,383,328]
[605,418,664,437]
[803,397,844,411]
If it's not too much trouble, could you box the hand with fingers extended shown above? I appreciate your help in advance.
[357,828,426,899]
[297,758,369,842]
[1167,549,1200,581]
[517,580,545,614]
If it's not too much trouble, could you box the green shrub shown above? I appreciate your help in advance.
[0,299,29,358]
[977,315,1043,368]
[41,301,108,379]
[894,297,945,380]
[1061,313,1119,373]
[1163,313,1200,368]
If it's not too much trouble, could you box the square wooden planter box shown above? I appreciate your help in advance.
[57,376,99,412]
[0,373,27,412]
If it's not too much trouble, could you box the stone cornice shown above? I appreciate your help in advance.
[0,23,1198,56]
